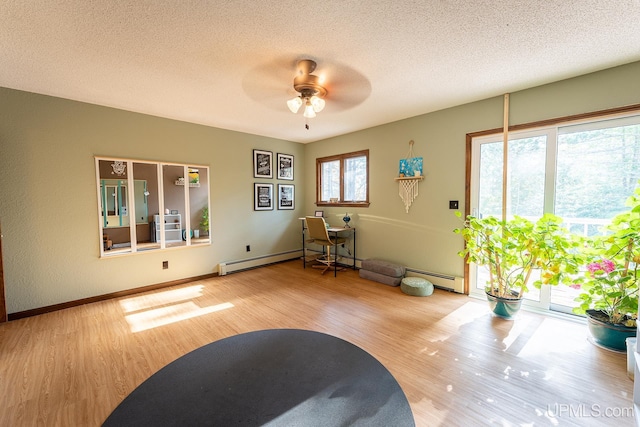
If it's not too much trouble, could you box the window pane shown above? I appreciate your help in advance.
[344,155,367,201]
[478,142,503,217]
[556,120,640,227]
[551,117,640,310]
[475,136,546,300]
[321,160,340,201]
[477,135,546,219]
[507,136,546,218]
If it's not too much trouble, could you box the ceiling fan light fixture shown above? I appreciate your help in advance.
[287,59,327,127]
[310,95,325,112]
[287,96,303,113]
[303,101,316,118]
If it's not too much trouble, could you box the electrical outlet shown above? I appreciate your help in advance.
[162,261,169,269]
[246,245,251,252]
[449,200,459,210]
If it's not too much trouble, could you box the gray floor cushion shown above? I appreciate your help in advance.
[359,269,403,287]
[361,259,405,278]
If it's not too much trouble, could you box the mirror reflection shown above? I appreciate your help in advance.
[97,158,210,256]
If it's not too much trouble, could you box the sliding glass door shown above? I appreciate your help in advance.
[469,113,640,314]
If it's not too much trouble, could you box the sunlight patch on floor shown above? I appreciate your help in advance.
[428,301,488,342]
[124,301,234,332]
[119,285,206,313]
[515,317,589,358]
[499,315,533,351]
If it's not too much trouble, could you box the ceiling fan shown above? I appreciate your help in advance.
[241,57,371,130]
[286,59,327,125]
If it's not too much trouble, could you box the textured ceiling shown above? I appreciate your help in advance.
[1,1,640,143]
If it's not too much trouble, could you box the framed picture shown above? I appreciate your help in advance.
[277,153,294,180]
[314,210,324,217]
[253,149,273,178]
[254,183,273,210]
[277,184,295,210]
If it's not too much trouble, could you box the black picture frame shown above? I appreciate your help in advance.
[254,183,273,211]
[277,153,294,180]
[314,210,324,217]
[277,184,295,210]
[253,149,273,179]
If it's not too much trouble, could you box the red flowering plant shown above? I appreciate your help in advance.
[572,184,640,327]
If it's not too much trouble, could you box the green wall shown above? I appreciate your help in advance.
[1,61,639,314]
[0,89,304,313]
[304,61,640,280]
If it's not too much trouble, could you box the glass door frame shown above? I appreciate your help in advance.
[468,127,557,311]
[466,107,640,315]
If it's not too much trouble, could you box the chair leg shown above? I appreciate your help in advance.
[310,245,345,275]
[311,245,331,273]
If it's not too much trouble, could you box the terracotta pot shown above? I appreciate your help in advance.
[485,291,523,320]
[586,309,636,352]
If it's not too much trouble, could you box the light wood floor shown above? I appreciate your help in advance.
[0,260,634,426]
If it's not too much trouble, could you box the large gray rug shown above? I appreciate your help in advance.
[103,328,415,426]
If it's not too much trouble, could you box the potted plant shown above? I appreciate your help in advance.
[200,207,209,236]
[571,185,640,351]
[454,212,580,319]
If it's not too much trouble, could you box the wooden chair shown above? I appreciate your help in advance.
[305,216,347,275]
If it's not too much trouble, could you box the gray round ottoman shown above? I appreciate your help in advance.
[400,277,434,297]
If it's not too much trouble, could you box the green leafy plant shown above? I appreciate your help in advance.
[454,212,580,299]
[572,184,640,326]
[200,206,209,235]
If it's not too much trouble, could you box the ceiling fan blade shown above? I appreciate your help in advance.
[242,57,371,113]
[242,57,298,110]
[321,63,371,112]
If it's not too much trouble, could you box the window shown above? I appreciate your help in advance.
[468,111,640,314]
[96,157,210,257]
[316,150,369,207]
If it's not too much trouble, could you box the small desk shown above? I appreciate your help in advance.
[300,219,356,277]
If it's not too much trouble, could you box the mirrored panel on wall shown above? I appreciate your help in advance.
[162,164,187,248]
[188,166,210,245]
[96,157,210,257]
[133,162,159,252]
[98,159,133,255]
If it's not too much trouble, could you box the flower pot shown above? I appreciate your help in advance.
[485,291,523,320]
[585,310,636,352]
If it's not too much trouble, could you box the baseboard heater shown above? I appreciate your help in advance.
[218,250,302,275]
[217,253,464,294]
[404,268,464,294]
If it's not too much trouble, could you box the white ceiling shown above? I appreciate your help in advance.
[2,1,640,144]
